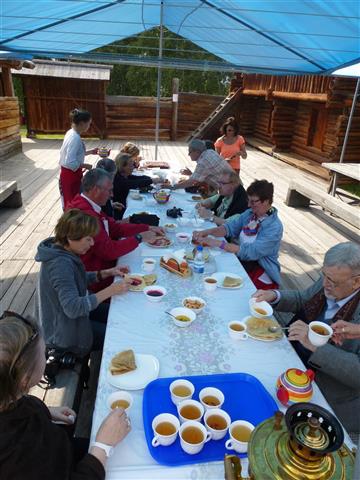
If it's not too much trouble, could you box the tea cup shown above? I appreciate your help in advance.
[199,387,224,410]
[204,408,231,440]
[228,321,248,341]
[141,258,156,273]
[169,379,195,405]
[249,298,273,318]
[177,399,204,424]
[176,232,191,244]
[151,413,180,447]
[204,276,218,292]
[107,391,133,413]
[308,321,333,347]
[225,420,255,453]
[179,420,212,455]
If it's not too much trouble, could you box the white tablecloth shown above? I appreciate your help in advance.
[90,190,353,479]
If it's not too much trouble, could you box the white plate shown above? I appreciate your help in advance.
[210,272,244,289]
[126,273,146,292]
[107,353,160,390]
[145,239,173,248]
[243,315,283,342]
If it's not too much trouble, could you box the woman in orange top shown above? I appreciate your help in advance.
[215,116,247,174]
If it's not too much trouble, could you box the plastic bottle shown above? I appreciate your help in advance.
[193,245,205,274]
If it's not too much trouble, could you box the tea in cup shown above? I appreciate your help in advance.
[308,321,333,347]
[177,399,204,424]
[228,321,248,341]
[204,408,231,440]
[179,420,212,454]
[225,420,255,453]
[142,258,156,273]
[199,387,224,410]
[204,277,218,292]
[169,379,195,405]
[249,298,273,318]
[151,413,180,447]
[107,391,133,413]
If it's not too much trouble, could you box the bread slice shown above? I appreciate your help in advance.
[110,349,137,375]
[223,276,242,287]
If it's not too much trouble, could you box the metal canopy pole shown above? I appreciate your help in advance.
[331,77,360,196]
[154,0,164,161]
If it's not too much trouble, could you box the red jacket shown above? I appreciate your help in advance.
[68,194,149,292]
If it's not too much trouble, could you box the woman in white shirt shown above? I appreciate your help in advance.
[59,109,98,209]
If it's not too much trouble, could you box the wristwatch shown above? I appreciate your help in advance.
[135,233,142,243]
[209,214,215,222]
[92,441,114,458]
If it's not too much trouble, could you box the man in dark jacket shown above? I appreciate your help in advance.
[196,170,248,226]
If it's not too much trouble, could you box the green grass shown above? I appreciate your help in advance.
[20,125,99,141]
[341,183,360,199]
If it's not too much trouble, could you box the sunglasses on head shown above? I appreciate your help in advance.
[0,311,39,372]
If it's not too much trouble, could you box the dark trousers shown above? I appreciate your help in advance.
[89,302,109,351]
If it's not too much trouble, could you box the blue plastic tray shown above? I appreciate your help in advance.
[142,372,277,466]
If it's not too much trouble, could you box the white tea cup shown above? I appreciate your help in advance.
[204,408,231,440]
[179,420,212,455]
[225,420,255,453]
[177,399,204,424]
[107,391,133,413]
[228,321,249,341]
[199,387,224,410]
[169,379,195,405]
[204,277,218,292]
[308,321,333,347]
[151,413,180,447]
[142,258,156,272]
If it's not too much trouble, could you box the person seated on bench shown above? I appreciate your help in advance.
[113,153,164,219]
[68,169,163,292]
[196,170,248,226]
[193,180,283,290]
[252,242,360,437]
[96,157,125,219]
[119,142,142,169]
[0,311,130,480]
[35,209,130,357]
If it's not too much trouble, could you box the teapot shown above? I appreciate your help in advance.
[276,368,315,406]
[153,189,171,204]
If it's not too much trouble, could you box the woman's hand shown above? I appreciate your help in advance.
[192,230,208,242]
[180,167,192,176]
[198,206,212,219]
[49,406,76,424]
[109,281,129,296]
[82,163,93,170]
[102,266,130,279]
[112,202,125,211]
[95,408,131,446]
[332,320,360,345]
[252,289,277,303]
[86,147,99,155]
[149,226,165,236]
[199,237,221,248]
[288,320,316,352]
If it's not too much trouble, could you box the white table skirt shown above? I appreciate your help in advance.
[90,190,353,479]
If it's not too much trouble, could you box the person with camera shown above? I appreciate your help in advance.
[35,209,130,358]
[0,311,130,480]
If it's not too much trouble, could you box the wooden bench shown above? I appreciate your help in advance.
[0,180,22,208]
[285,180,360,229]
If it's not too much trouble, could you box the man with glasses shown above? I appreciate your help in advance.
[196,170,248,226]
[171,139,233,191]
[253,242,360,438]
[68,169,163,293]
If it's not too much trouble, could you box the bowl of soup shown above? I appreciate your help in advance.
[169,307,196,328]
[143,286,167,302]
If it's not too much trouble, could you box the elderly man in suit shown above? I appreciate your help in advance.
[253,242,360,436]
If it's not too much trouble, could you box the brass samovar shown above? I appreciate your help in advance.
[224,403,355,480]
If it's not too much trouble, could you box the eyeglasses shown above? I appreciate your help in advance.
[0,311,39,373]
[321,269,360,288]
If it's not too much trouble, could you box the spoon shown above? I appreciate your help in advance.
[165,311,177,320]
[268,325,290,333]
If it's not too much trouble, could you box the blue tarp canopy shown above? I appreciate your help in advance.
[1,0,359,74]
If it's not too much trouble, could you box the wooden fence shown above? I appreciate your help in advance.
[0,97,22,159]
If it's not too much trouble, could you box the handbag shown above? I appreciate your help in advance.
[130,213,160,226]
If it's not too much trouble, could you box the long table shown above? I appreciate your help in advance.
[91,189,352,479]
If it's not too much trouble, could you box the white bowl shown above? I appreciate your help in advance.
[170,307,196,327]
[164,223,177,233]
[143,285,167,302]
[182,296,206,313]
[107,391,133,412]
[249,298,273,318]
[176,232,191,243]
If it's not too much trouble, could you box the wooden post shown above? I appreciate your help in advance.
[1,67,15,96]
[171,77,179,141]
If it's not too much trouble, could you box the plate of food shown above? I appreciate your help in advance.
[125,273,157,291]
[107,349,160,390]
[182,296,206,313]
[210,272,243,289]
[184,247,210,263]
[244,316,283,342]
[145,237,172,248]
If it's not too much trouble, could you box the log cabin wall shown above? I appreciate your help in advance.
[22,76,107,138]
[0,96,22,160]
[253,98,273,144]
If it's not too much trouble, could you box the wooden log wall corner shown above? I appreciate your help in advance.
[0,96,22,160]
[271,100,298,152]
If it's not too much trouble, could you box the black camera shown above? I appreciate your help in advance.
[166,207,183,218]
[43,349,77,386]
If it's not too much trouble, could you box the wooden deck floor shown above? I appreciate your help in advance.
[1,138,359,436]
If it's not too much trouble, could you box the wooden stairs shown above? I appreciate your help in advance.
[186,88,241,142]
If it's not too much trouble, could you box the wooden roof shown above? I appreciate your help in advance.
[12,59,112,80]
